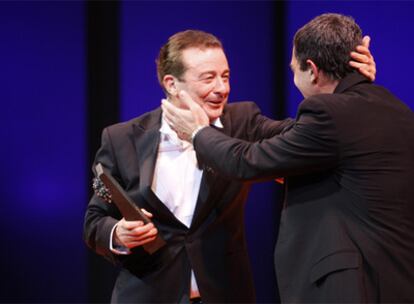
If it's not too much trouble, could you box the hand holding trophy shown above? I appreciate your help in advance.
[93,163,165,254]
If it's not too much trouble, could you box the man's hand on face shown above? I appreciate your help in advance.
[162,91,209,142]
[349,35,376,81]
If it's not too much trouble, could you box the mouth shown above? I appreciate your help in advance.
[206,99,225,107]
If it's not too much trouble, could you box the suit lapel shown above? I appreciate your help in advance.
[132,109,182,224]
[134,126,158,192]
[190,108,233,229]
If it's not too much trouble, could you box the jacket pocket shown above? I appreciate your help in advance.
[309,251,361,284]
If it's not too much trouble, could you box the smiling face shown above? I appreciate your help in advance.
[173,47,230,122]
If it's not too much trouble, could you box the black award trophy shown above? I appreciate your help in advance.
[93,163,166,254]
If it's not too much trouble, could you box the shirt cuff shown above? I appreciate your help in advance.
[109,223,131,255]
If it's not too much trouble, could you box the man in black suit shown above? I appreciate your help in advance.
[163,15,414,303]
[84,29,376,303]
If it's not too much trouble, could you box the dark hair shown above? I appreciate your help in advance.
[156,30,223,91]
[294,13,362,80]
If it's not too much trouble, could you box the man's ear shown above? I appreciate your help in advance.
[306,59,319,84]
[163,75,178,96]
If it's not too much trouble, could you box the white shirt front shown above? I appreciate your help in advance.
[151,116,203,228]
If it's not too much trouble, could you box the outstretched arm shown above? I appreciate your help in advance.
[162,92,338,181]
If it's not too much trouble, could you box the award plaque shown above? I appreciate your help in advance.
[93,163,166,254]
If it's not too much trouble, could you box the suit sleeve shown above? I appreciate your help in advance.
[83,128,124,264]
[231,102,295,141]
[194,97,340,180]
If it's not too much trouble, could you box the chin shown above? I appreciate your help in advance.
[205,107,224,122]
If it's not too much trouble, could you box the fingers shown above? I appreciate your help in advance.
[178,90,209,126]
[178,90,197,111]
[161,99,171,119]
[124,235,157,248]
[161,100,196,141]
[141,208,153,218]
[349,61,367,70]
[349,61,374,80]
[178,91,208,123]
[120,219,143,230]
[349,37,376,82]
[161,100,184,124]
[119,220,154,235]
[362,35,371,48]
[116,218,158,249]
[161,92,208,126]
[120,228,158,248]
[161,95,209,141]
[349,62,371,79]
[350,50,370,63]
[129,224,158,241]
[161,104,178,134]
[350,35,373,63]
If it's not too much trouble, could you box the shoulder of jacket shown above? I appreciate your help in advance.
[226,101,259,110]
[299,94,331,110]
[224,101,261,116]
[105,107,161,137]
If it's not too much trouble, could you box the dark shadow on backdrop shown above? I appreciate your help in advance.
[86,1,120,302]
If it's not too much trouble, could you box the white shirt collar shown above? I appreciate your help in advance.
[211,117,224,128]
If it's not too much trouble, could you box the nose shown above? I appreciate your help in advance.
[214,77,229,95]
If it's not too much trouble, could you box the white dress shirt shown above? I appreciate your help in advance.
[110,103,223,299]
[151,116,203,228]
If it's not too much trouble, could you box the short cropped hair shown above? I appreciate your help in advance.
[156,30,223,91]
[294,13,362,80]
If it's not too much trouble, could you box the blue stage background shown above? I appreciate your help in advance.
[1,1,413,302]
[0,2,87,302]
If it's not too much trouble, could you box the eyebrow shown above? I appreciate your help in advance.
[199,71,215,77]
[199,70,230,77]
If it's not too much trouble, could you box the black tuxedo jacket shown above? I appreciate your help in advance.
[194,74,414,303]
[83,102,293,303]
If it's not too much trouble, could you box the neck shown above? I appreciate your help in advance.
[317,73,340,94]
